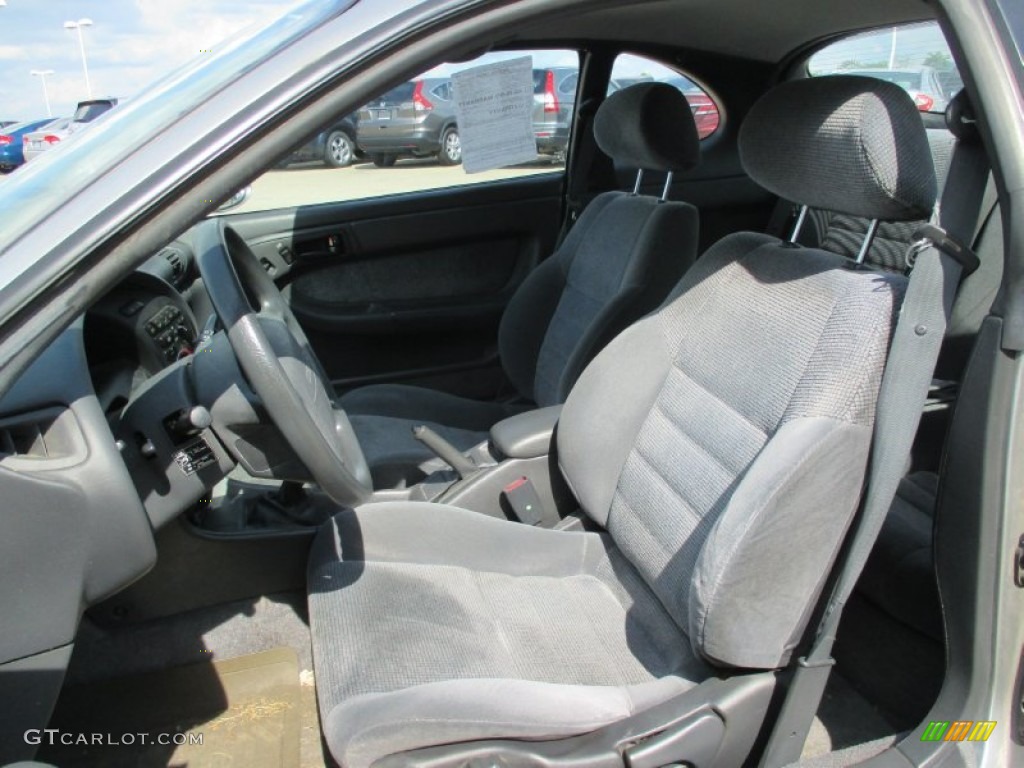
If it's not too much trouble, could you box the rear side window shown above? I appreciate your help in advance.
[608,54,721,139]
[375,83,416,105]
[808,21,962,113]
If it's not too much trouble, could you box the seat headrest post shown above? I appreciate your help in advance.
[789,205,809,243]
[740,76,937,222]
[855,219,880,265]
[660,171,674,202]
[632,169,644,196]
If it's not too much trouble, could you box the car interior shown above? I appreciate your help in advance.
[0,0,1016,767]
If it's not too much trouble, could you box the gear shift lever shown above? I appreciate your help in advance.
[412,425,477,479]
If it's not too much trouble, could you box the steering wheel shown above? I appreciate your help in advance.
[194,219,372,507]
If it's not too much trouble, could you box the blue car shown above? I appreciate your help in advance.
[0,118,56,172]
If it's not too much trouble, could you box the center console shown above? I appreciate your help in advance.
[421,405,577,525]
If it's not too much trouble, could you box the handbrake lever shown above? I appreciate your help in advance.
[412,425,476,479]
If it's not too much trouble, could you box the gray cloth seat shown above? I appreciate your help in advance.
[308,75,937,768]
[309,503,713,768]
[340,83,703,486]
[344,384,529,485]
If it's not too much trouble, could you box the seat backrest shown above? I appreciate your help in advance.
[499,83,701,407]
[558,75,937,670]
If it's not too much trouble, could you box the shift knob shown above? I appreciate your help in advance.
[170,406,212,437]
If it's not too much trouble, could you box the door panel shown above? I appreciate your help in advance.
[224,173,563,398]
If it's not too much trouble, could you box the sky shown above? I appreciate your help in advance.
[0,2,955,124]
[0,0,299,121]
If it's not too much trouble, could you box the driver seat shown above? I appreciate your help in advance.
[308,75,936,767]
[340,82,703,486]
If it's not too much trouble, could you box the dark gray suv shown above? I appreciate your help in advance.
[532,66,578,159]
[356,78,460,167]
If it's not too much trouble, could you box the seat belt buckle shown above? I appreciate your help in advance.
[502,476,547,526]
[908,223,980,275]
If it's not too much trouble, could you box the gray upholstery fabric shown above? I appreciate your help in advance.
[309,503,709,768]
[594,82,700,172]
[740,76,937,221]
[344,189,698,480]
[857,472,942,641]
[527,192,699,406]
[340,384,526,485]
[690,419,871,667]
[341,382,524,431]
[559,234,904,667]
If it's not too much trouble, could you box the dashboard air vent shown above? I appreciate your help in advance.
[162,248,185,281]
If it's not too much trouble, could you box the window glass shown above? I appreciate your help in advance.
[808,21,962,113]
[238,49,578,214]
[608,54,721,140]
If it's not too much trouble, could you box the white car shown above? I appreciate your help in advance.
[22,98,119,162]
[21,117,72,162]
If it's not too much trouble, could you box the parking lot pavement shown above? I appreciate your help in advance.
[235,157,561,213]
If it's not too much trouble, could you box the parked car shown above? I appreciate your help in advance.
[21,117,72,163]
[665,76,721,138]
[356,78,461,166]
[22,98,118,162]
[843,66,951,111]
[532,66,578,159]
[610,75,721,140]
[68,97,119,132]
[284,113,361,167]
[0,118,54,172]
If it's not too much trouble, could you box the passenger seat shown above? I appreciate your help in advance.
[341,83,704,486]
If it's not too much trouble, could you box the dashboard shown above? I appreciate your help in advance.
[85,242,204,415]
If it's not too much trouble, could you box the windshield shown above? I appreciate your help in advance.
[0,0,345,256]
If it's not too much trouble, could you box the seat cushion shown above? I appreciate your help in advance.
[339,384,527,485]
[308,502,710,768]
[340,383,524,431]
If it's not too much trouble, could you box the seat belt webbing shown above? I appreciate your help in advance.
[759,139,991,768]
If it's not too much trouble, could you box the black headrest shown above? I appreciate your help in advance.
[946,88,979,143]
[594,82,700,173]
[739,75,937,222]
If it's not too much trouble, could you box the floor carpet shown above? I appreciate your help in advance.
[39,647,302,768]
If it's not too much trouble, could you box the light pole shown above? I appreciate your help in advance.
[30,70,55,117]
[64,18,94,99]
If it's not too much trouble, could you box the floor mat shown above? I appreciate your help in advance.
[39,647,301,768]
[800,672,897,761]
